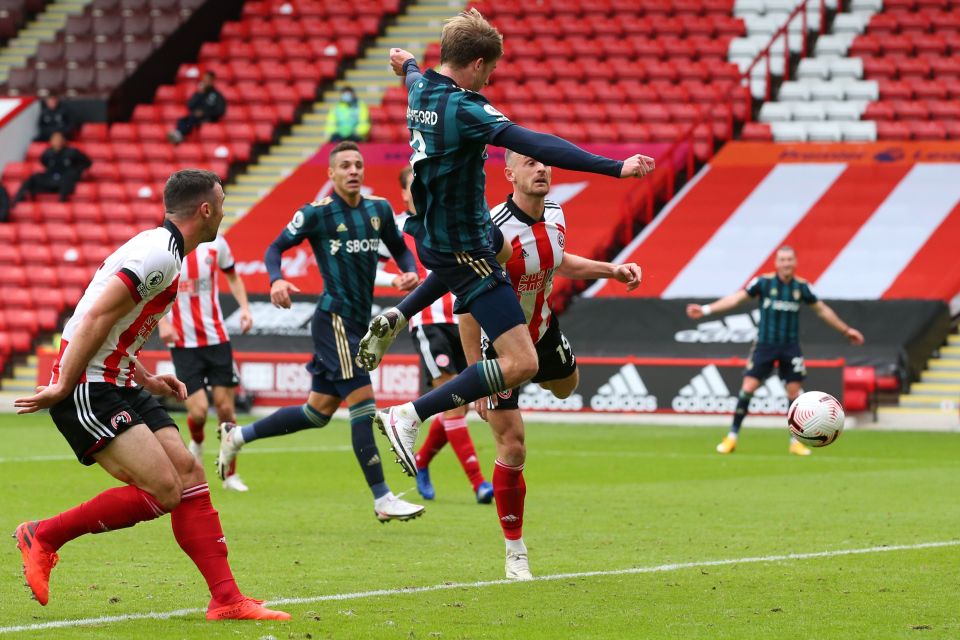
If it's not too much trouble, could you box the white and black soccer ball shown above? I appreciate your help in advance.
[787,391,845,447]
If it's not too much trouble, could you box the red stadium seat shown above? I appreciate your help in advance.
[910,120,948,139]
[741,122,773,141]
[877,120,912,139]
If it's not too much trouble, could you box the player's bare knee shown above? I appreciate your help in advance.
[500,356,538,388]
[150,475,183,511]
[499,440,526,466]
[176,449,206,486]
[187,410,207,427]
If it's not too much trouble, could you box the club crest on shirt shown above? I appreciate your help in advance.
[111,411,132,430]
[370,216,381,231]
[793,289,801,300]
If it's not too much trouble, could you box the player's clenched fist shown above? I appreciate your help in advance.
[620,154,655,179]
[390,48,415,76]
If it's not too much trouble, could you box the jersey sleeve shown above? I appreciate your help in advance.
[800,281,819,304]
[281,205,321,243]
[456,93,512,142]
[745,276,762,298]
[116,245,180,304]
[216,236,235,272]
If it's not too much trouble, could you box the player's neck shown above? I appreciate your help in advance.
[777,272,793,283]
[439,65,473,91]
[334,188,361,208]
[512,192,545,221]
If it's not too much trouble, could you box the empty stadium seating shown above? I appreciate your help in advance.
[750,0,960,140]
[3,0,204,97]
[370,0,750,159]
[0,0,48,44]
[0,0,400,362]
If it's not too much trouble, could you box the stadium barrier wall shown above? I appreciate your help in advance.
[35,349,843,415]
[0,97,37,175]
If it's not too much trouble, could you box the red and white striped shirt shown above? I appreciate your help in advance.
[53,221,183,387]
[490,196,566,343]
[383,212,457,329]
[166,235,234,348]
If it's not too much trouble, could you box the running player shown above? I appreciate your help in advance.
[158,234,253,492]
[463,150,642,579]
[381,166,492,503]
[13,170,289,620]
[216,142,425,523]
[355,9,654,478]
[686,246,865,455]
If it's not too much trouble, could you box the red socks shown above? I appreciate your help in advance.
[187,416,205,444]
[171,483,242,607]
[36,485,167,552]
[415,416,448,469]
[493,460,525,540]
[444,416,485,490]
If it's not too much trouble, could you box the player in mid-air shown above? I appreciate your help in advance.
[354,9,654,479]
[397,151,642,578]
[13,170,289,620]
[158,233,253,492]
[687,246,865,455]
[216,142,425,522]
[382,166,493,504]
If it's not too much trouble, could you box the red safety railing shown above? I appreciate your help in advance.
[618,0,828,247]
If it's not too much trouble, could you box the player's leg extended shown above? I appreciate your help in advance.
[356,274,450,371]
[377,285,535,477]
[211,385,248,491]
[717,376,762,454]
[216,397,330,480]
[183,389,209,461]
[785,372,811,456]
[341,386,425,523]
[487,408,532,580]
[154,428,290,620]
[17,423,181,605]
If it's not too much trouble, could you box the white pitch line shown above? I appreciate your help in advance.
[1,540,956,635]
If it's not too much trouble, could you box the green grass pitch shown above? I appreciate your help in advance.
[1,413,958,639]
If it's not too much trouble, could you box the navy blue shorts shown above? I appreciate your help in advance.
[308,308,371,398]
[745,343,806,382]
[415,240,526,343]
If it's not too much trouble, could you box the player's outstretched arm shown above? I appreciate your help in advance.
[492,125,654,179]
[558,253,642,291]
[132,360,187,401]
[265,229,304,309]
[686,290,750,319]
[224,270,253,333]
[810,301,865,345]
[15,277,137,413]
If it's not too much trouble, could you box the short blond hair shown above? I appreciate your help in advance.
[440,8,503,68]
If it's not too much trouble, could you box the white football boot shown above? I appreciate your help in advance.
[374,493,425,523]
[216,422,244,481]
[355,307,407,371]
[187,440,203,462]
[374,405,421,477]
[505,550,533,581]
[222,474,249,492]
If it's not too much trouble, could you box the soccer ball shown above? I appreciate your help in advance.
[787,391,845,447]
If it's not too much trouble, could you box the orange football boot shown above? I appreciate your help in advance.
[206,596,291,621]
[14,521,59,606]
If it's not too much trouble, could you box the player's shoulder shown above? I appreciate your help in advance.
[794,275,810,284]
[304,196,334,212]
[544,199,565,220]
[490,200,512,227]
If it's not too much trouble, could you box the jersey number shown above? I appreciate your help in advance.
[792,357,806,375]
[410,129,427,165]
[556,334,575,365]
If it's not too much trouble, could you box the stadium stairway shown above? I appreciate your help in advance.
[223,0,463,223]
[0,0,89,86]
[0,353,37,407]
[875,333,960,428]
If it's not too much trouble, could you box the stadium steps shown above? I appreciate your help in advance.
[876,333,960,424]
[0,0,90,84]
[0,354,38,408]
[222,0,466,223]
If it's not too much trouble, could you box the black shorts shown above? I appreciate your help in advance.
[483,315,577,411]
[745,343,806,383]
[415,240,512,312]
[410,323,468,388]
[308,307,371,398]
[50,382,178,465]
[170,342,239,396]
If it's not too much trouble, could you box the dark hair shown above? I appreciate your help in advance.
[399,165,413,188]
[203,70,216,79]
[163,169,221,217]
[440,8,503,68]
[329,140,361,165]
[777,245,796,255]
